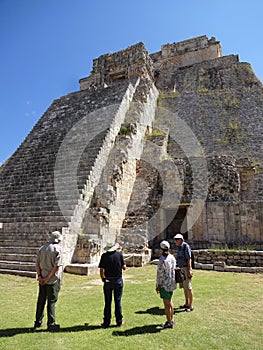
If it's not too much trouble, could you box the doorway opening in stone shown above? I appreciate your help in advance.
[149,205,189,253]
[109,71,126,82]
[165,206,188,249]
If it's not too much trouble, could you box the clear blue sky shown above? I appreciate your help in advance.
[0,0,262,165]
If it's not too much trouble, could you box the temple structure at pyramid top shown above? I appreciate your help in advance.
[79,35,222,90]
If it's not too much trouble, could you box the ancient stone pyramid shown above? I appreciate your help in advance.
[0,35,262,277]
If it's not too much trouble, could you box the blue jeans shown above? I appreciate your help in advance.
[103,277,123,326]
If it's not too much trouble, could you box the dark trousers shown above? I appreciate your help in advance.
[103,278,123,326]
[35,280,61,326]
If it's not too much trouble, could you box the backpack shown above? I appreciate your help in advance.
[183,243,195,269]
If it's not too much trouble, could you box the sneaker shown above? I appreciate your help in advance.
[162,320,174,328]
[33,321,43,331]
[163,323,174,329]
[47,324,60,332]
[116,320,125,327]
[179,304,188,309]
[101,322,110,328]
[185,306,194,312]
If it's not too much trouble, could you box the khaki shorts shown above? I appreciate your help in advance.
[179,266,192,290]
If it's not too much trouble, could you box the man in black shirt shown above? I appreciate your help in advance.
[99,242,126,328]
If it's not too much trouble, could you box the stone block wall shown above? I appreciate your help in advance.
[193,249,263,267]
[151,35,222,90]
[161,63,262,164]
[190,201,263,250]
[154,50,263,251]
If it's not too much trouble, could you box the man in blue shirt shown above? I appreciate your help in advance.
[174,233,194,312]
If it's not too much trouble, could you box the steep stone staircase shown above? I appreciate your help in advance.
[0,80,135,276]
[75,79,159,249]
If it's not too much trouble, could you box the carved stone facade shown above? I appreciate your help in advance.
[79,42,154,90]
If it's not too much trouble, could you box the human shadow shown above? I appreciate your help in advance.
[0,327,33,337]
[0,324,101,337]
[112,324,162,336]
[59,324,102,332]
[135,306,164,315]
[173,307,187,313]
[135,306,185,315]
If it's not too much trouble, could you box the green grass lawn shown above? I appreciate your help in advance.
[0,265,262,350]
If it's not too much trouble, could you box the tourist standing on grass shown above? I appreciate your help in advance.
[33,231,63,332]
[174,233,194,312]
[99,242,126,328]
[156,240,176,328]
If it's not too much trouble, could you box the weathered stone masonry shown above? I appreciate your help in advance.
[0,35,262,276]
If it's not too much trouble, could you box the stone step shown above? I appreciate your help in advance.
[0,217,67,224]
[0,233,48,241]
[65,263,99,276]
[0,268,36,278]
[0,260,35,272]
[0,223,68,233]
[0,252,36,263]
[0,246,38,254]
[0,231,61,238]
[0,216,67,223]
[0,203,62,210]
[0,239,46,247]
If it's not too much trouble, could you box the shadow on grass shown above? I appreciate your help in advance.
[135,306,164,315]
[0,327,33,337]
[174,307,187,314]
[135,306,185,315]
[112,324,162,336]
[0,324,102,337]
[59,324,102,332]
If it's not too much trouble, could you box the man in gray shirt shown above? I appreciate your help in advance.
[33,231,63,331]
